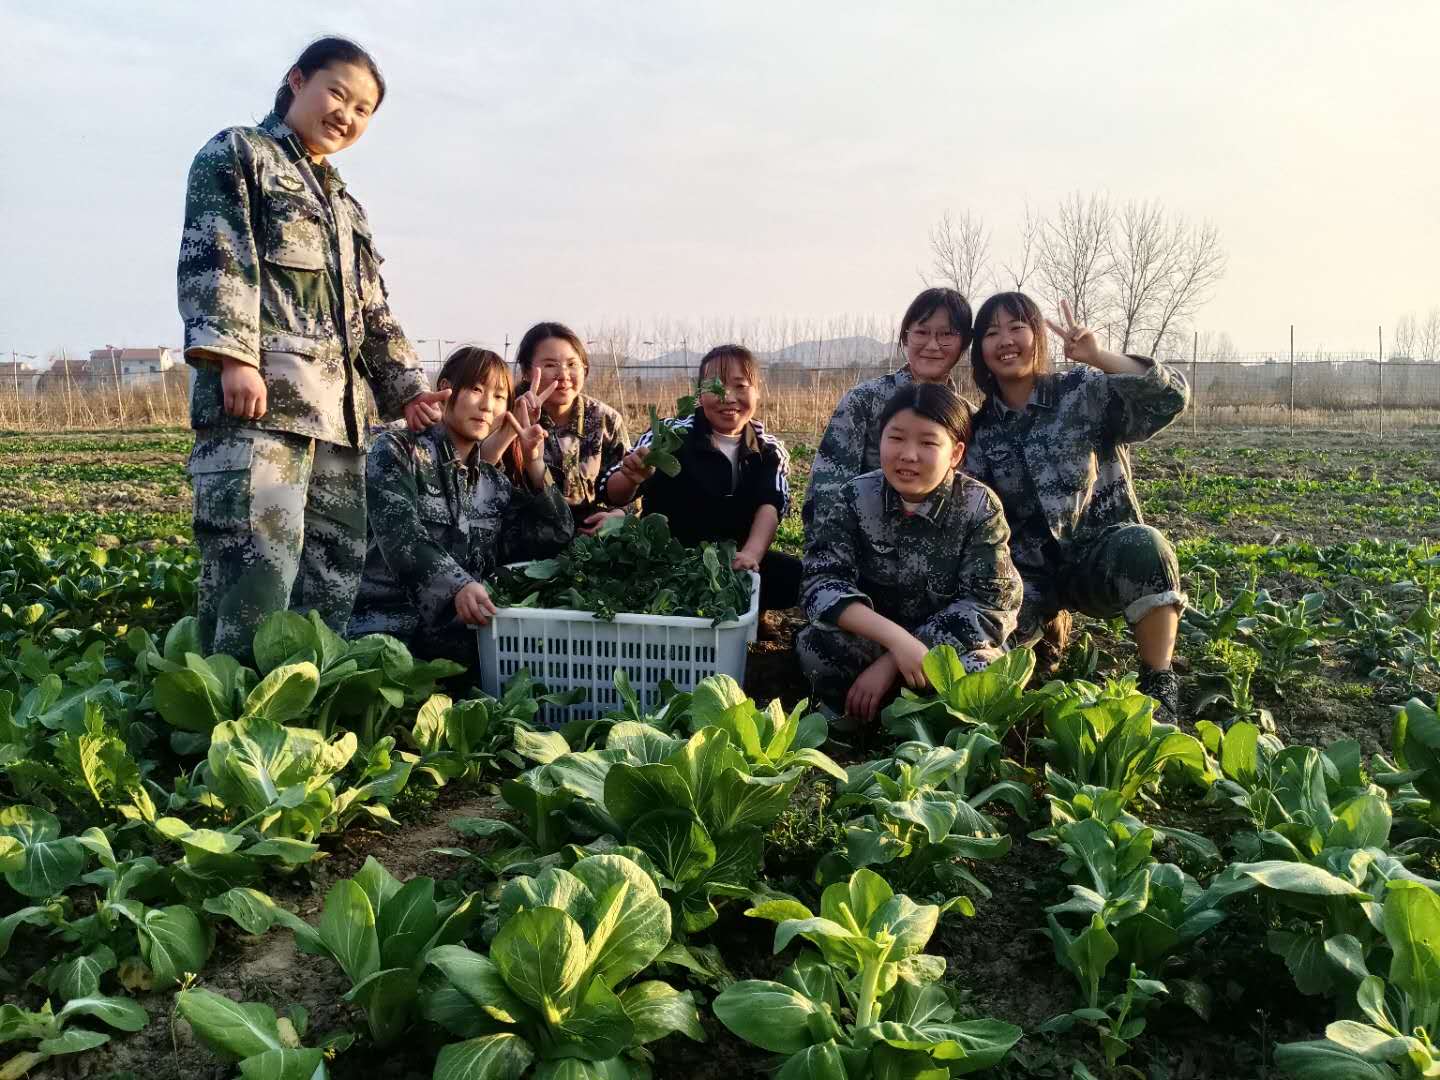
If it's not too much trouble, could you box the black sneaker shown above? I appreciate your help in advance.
[1138,665,1182,724]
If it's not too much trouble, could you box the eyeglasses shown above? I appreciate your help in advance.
[906,329,962,347]
[539,362,584,376]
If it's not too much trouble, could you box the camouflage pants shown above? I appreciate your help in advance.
[795,621,1000,710]
[189,428,366,662]
[1014,523,1186,645]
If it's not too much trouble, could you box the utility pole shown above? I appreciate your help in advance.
[1378,325,1385,436]
[1288,325,1295,432]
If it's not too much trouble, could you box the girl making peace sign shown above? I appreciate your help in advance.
[963,293,1191,720]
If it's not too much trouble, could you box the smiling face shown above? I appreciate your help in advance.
[283,61,380,160]
[979,305,1041,384]
[530,337,587,418]
[903,307,967,383]
[700,357,757,436]
[879,408,964,501]
[442,371,510,448]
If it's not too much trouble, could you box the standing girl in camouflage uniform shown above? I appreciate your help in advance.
[803,288,973,528]
[178,37,450,662]
[799,384,1023,724]
[963,292,1190,719]
[513,322,631,535]
[348,347,574,666]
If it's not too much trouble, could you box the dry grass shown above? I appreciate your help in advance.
[2,364,1439,435]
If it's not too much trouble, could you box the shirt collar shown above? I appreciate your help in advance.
[882,475,953,524]
[258,112,346,194]
[987,373,1057,420]
[538,394,587,438]
[691,408,760,454]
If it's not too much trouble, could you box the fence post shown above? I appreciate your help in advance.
[1288,325,1296,432]
[1190,331,1198,436]
[1378,325,1385,436]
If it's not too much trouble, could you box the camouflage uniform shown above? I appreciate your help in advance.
[963,361,1190,643]
[348,423,574,666]
[797,469,1023,706]
[178,112,428,660]
[523,390,630,526]
[804,365,960,529]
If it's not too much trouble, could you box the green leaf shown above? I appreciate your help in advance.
[1383,880,1440,1020]
[345,967,418,1046]
[253,611,319,674]
[714,979,830,1053]
[377,877,441,970]
[603,763,694,832]
[433,1034,536,1080]
[203,888,283,936]
[56,994,148,1032]
[242,662,321,724]
[1272,1038,1399,1079]
[177,988,284,1060]
[139,905,211,987]
[618,980,704,1044]
[427,944,529,1023]
[570,855,672,986]
[153,667,225,733]
[319,879,380,985]
[47,946,116,1000]
[491,906,588,1018]
[237,1048,328,1080]
[626,808,716,885]
[1235,861,1370,898]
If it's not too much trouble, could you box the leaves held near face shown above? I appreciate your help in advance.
[644,383,725,479]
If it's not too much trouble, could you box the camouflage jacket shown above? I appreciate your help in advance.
[801,469,1022,653]
[349,424,573,652]
[526,392,631,524]
[178,112,428,448]
[963,360,1189,576]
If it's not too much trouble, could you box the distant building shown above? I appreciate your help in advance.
[0,361,41,397]
[88,346,177,387]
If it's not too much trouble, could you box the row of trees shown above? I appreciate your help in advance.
[1391,310,1440,361]
[926,194,1227,357]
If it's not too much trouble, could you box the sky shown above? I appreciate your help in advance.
[2,0,1437,365]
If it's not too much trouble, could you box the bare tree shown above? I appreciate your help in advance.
[1035,192,1114,330]
[927,210,992,301]
[1196,330,1237,362]
[1142,219,1227,355]
[1392,313,1417,360]
[1109,200,1182,353]
[1000,202,1040,291]
[1418,308,1440,362]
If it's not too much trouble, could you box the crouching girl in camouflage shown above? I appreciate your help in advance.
[347,347,574,666]
[178,38,450,662]
[798,384,1023,724]
[963,292,1190,720]
[803,288,973,530]
[513,322,631,535]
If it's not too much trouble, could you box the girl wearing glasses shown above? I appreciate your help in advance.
[963,292,1190,721]
[514,322,632,535]
[802,288,973,529]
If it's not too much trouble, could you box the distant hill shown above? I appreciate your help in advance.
[644,335,893,369]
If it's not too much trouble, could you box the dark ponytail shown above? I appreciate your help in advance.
[274,36,387,120]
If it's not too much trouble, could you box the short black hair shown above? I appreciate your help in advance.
[274,37,387,119]
[899,287,974,354]
[697,344,760,387]
[878,382,975,446]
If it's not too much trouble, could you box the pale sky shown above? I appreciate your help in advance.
[2,0,1437,364]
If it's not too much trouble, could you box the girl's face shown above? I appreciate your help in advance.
[980,308,1040,383]
[879,408,963,501]
[903,307,966,383]
[285,61,380,160]
[700,361,757,436]
[443,373,509,445]
[530,338,586,416]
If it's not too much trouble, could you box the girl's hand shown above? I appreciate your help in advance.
[887,632,931,690]
[405,388,452,431]
[454,580,497,626]
[1045,299,1102,367]
[516,380,559,420]
[505,393,548,463]
[221,357,267,420]
[618,446,655,485]
[580,509,624,536]
[732,547,763,572]
[846,654,898,724]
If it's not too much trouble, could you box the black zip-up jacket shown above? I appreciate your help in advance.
[602,411,790,547]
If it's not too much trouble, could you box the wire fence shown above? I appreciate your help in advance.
[3,351,1439,434]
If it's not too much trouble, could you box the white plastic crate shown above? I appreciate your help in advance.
[476,568,760,724]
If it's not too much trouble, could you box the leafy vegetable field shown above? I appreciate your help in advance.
[1,426,1439,1080]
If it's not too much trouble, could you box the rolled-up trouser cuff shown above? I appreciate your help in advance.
[1124,588,1187,625]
